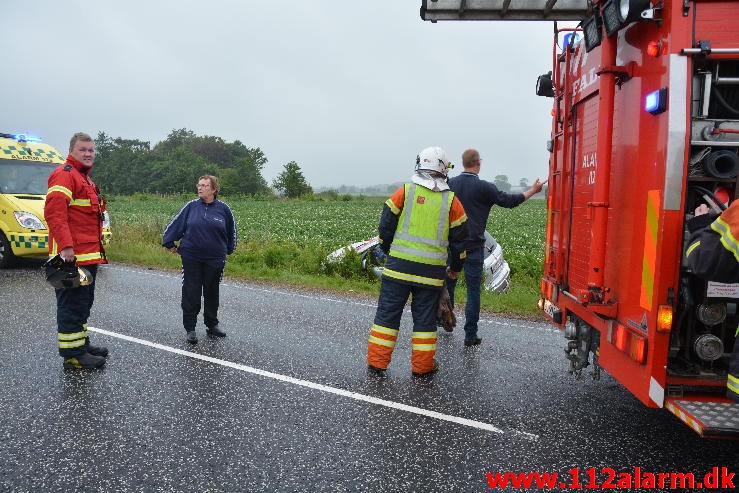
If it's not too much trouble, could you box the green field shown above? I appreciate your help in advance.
[106,194,547,317]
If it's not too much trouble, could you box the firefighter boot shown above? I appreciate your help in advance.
[464,337,482,347]
[367,364,388,378]
[63,352,106,370]
[87,344,109,358]
[411,359,439,377]
[206,324,226,337]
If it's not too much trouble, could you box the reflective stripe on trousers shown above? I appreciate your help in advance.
[366,277,439,374]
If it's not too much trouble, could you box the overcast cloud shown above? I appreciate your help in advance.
[3,1,562,188]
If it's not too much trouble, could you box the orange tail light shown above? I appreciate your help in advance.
[657,305,673,332]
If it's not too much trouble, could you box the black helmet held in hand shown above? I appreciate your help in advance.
[43,254,93,289]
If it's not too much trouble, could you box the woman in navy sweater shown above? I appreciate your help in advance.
[162,175,237,343]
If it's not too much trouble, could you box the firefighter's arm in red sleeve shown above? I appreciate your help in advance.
[685,201,739,283]
[44,170,75,255]
[377,186,405,254]
[447,196,469,275]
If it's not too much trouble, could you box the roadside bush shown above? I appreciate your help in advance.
[320,250,368,280]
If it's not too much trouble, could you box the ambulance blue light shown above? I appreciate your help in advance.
[645,88,667,115]
[13,134,43,143]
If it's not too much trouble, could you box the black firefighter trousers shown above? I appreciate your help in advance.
[181,257,224,333]
[55,264,98,358]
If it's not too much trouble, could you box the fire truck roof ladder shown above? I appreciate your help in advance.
[420,0,589,21]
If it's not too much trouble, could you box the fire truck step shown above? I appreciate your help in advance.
[665,399,739,438]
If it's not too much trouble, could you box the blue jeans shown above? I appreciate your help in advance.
[447,247,483,341]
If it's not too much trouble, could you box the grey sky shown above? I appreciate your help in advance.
[3,1,562,188]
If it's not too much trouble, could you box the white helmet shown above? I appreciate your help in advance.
[415,146,453,176]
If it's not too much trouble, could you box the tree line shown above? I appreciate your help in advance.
[91,129,312,198]
[89,128,536,199]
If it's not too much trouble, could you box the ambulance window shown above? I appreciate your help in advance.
[0,159,56,194]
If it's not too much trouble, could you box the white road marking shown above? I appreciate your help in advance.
[89,325,539,440]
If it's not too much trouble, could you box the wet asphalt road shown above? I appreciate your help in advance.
[0,263,736,492]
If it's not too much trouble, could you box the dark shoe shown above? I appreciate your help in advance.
[206,325,226,337]
[186,331,198,344]
[436,321,453,333]
[367,364,387,377]
[464,337,482,347]
[412,360,439,377]
[63,352,106,370]
[87,344,109,358]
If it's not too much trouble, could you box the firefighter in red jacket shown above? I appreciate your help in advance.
[685,200,739,402]
[367,147,468,376]
[44,132,109,369]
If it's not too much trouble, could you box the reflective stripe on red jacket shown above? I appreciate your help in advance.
[44,156,107,265]
[686,200,739,284]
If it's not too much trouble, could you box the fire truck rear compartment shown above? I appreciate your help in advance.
[668,58,739,383]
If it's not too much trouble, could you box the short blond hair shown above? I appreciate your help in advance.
[69,132,93,153]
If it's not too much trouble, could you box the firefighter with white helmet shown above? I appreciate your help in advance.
[416,146,452,176]
[366,146,468,376]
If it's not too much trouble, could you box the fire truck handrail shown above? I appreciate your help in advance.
[715,77,739,85]
[681,48,739,55]
[691,140,739,147]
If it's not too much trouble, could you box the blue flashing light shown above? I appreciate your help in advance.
[563,33,582,48]
[645,88,668,115]
[12,133,43,143]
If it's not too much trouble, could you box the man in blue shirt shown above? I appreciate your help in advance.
[447,149,545,346]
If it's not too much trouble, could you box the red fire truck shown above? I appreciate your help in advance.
[421,0,738,437]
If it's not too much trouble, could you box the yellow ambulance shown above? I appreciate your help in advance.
[0,133,111,268]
